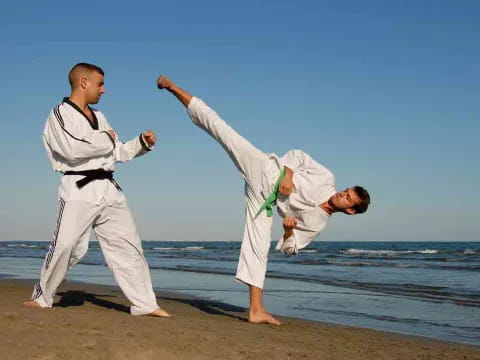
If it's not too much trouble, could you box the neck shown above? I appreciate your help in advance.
[319,200,336,215]
[68,92,89,112]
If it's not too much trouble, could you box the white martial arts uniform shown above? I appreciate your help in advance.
[187,97,336,289]
[31,98,159,315]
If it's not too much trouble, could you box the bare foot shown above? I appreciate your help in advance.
[157,75,173,90]
[23,300,43,308]
[148,308,171,318]
[248,310,281,326]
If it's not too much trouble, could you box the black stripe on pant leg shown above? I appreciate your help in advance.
[45,199,65,270]
[45,198,65,268]
[45,201,60,268]
[32,282,43,300]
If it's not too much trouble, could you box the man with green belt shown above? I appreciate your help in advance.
[157,75,370,326]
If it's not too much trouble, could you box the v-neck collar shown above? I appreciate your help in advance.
[63,97,99,130]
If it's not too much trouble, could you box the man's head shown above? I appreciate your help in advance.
[328,186,370,215]
[68,63,105,104]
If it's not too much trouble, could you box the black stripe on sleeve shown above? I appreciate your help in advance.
[139,134,151,151]
[54,105,64,127]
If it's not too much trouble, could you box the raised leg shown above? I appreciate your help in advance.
[158,75,269,187]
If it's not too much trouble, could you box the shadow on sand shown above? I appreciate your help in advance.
[158,294,247,321]
[55,290,130,313]
[54,289,247,321]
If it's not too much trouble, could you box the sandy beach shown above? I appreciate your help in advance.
[0,279,478,360]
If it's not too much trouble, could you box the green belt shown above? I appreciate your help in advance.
[255,168,286,218]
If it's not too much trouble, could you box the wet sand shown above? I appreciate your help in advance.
[1,279,479,360]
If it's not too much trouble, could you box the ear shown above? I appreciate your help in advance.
[80,77,88,89]
[345,208,356,215]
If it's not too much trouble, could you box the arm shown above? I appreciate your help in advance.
[282,149,323,172]
[113,130,157,163]
[277,216,326,255]
[279,150,331,196]
[98,112,157,163]
[157,75,193,108]
[279,166,294,195]
[43,107,115,163]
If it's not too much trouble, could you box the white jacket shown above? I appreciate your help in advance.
[43,98,152,203]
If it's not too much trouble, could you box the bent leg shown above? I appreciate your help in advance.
[93,201,168,316]
[29,200,96,307]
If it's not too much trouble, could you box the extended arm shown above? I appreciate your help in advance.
[157,75,192,108]
[99,113,157,163]
[113,131,156,163]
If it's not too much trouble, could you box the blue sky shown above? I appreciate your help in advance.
[0,1,478,241]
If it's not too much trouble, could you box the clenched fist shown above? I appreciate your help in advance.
[157,75,173,90]
[143,130,156,147]
[279,167,295,195]
[283,216,297,230]
[279,176,294,195]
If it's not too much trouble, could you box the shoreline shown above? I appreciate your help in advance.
[1,278,479,360]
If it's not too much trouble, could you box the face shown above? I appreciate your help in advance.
[329,188,361,215]
[82,71,105,104]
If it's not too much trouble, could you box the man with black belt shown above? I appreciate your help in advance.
[24,63,170,317]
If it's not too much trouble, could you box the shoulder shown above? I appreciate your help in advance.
[326,170,335,183]
[312,208,330,230]
[47,101,70,125]
[55,101,78,118]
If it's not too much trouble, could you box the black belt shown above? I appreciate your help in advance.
[63,169,122,191]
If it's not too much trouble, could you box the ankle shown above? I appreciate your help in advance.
[249,307,266,314]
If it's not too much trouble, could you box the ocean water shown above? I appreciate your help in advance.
[1,240,479,346]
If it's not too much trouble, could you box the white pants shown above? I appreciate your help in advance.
[188,97,277,289]
[31,196,159,315]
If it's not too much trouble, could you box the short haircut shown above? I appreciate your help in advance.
[352,186,370,214]
[68,63,104,87]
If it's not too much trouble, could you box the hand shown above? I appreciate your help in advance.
[106,129,116,142]
[143,130,156,147]
[283,216,297,230]
[157,75,173,90]
[279,175,294,195]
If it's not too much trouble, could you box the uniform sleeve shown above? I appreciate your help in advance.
[113,134,153,163]
[43,106,115,164]
[275,226,323,255]
[275,208,328,255]
[282,149,324,172]
[97,113,154,163]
